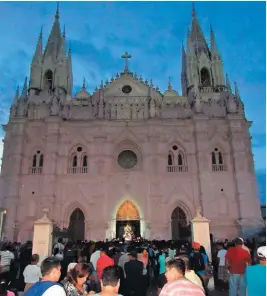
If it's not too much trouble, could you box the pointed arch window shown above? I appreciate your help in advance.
[200,67,211,87]
[67,147,88,174]
[212,148,226,172]
[167,145,188,173]
[168,153,173,166]
[30,150,44,174]
[44,70,53,90]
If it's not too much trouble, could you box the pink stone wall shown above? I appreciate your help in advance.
[0,117,264,242]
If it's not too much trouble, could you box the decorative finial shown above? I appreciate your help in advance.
[55,2,59,19]
[234,81,240,98]
[139,75,143,82]
[134,73,137,79]
[111,76,114,82]
[168,76,172,90]
[192,2,196,17]
[82,77,86,89]
[116,73,119,79]
[100,80,104,89]
[145,79,148,86]
[63,25,66,37]
[150,79,153,88]
[105,79,109,86]
[95,86,98,91]
[121,52,132,73]
[156,85,159,91]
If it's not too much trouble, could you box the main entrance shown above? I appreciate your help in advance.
[68,208,85,241]
[116,200,140,240]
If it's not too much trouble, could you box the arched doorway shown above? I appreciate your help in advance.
[68,208,85,241]
[171,206,191,240]
[116,200,140,240]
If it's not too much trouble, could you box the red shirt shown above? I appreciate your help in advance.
[96,253,114,280]
[225,246,251,274]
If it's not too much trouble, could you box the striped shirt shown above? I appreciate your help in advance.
[159,278,205,296]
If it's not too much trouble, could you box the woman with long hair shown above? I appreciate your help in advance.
[63,263,91,296]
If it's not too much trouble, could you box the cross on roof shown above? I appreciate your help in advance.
[121,52,132,73]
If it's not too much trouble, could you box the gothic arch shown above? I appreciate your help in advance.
[63,202,88,227]
[116,200,140,221]
[67,144,88,173]
[168,200,193,224]
[167,143,187,167]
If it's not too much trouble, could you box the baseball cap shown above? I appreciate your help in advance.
[192,242,201,250]
[257,246,266,259]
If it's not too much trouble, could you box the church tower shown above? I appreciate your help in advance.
[181,5,224,94]
[29,4,73,95]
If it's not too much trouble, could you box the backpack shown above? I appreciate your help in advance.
[190,252,205,273]
[24,281,63,296]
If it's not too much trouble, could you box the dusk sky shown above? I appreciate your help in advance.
[0,1,265,203]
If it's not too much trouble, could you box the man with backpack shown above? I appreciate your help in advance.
[190,242,208,277]
[24,257,66,296]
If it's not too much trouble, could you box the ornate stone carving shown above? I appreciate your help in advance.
[116,200,140,221]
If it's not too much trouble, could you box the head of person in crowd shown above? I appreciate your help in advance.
[67,263,90,288]
[100,266,120,294]
[31,254,39,265]
[257,246,266,265]
[129,249,138,260]
[165,259,185,283]
[41,257,62,282]
[0,280,11,296]
[234,237,244,247]
[67,263,77,273]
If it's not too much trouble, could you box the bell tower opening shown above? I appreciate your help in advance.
[44,70,53,90]
[200,67,211,87]
[116,200,140,241]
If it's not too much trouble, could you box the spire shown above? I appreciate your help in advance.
[168,76,172,90]
[82,77,86,90]
[190,4,209,54]
[32,27,43,65]
[181,43,187,73]
[43,3,61,60]
[225,74,232,92]
[56,1,59,19]
[21,77,28,99]
[57,29,66,61]
[210,24,219,54]
[13,86,19,104]
[234,81,240,98]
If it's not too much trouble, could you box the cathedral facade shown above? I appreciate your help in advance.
[0,6,264,242]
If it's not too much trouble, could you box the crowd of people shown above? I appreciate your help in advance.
[0,236,264,296]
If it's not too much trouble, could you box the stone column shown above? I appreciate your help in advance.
[191,206,214,291]
[32,208,53,264]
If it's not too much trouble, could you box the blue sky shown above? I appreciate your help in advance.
[0,1,265,203]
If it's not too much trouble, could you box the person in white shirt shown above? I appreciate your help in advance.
[217,243,228,290]
[53,238,65,255]
[90,247,101,271]
[0,246,14,273]
[23,254,42,292]
[24,256,66,296]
